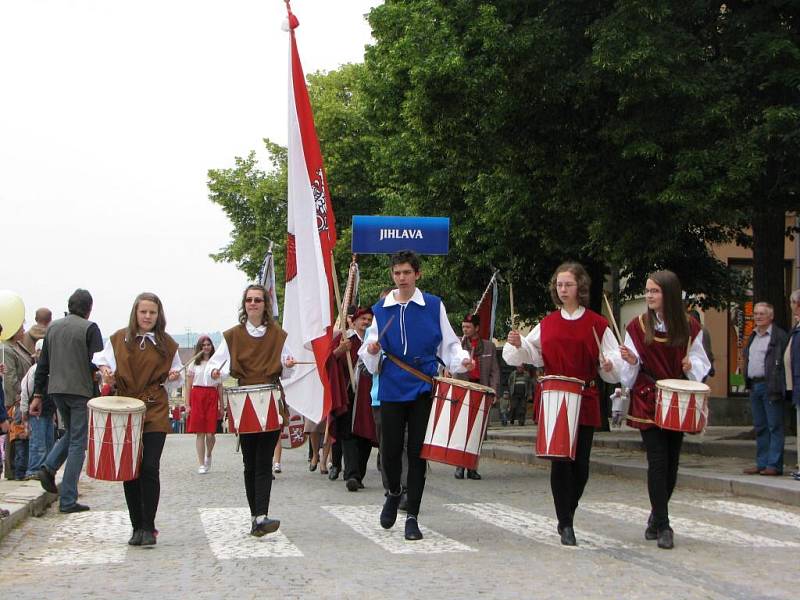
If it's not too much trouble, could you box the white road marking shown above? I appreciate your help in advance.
[321,505,477,555]
[198,507,303,559]
[583,502,800,548]
[37,511,130,565]
[444,502,635,550]
[676,499,800,531]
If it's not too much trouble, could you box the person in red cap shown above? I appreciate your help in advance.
[453,313,500,480]
[330,306,378,492]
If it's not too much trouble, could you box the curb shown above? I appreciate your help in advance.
[481,442,800,506]
[0,481,58,541]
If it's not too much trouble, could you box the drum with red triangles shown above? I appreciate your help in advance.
[535,375,584,461]
[225,384,283,434]
[420,377,495,470]
[87,396,146,481]
[654,379,710,433]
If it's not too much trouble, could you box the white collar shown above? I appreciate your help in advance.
[383,288,425,308]
[755,325,772,337]
[349,329,364,342]
[135,332,157,343]
[559,306,585,320]
[246,321,267,337]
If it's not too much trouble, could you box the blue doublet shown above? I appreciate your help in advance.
[372,292,442,402]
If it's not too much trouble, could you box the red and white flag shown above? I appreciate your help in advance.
[281,4,336,425]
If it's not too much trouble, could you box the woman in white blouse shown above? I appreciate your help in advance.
[186,335,223,474]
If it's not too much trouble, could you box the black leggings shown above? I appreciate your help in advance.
[240,430,280,517]
[123,432,166,532]
[380,394,432,517]
[641,427,683,530]
[550,425,594,528]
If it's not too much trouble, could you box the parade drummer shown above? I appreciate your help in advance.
[207,284,295,537]
[619,270,710,550]
[359,250,474,542]
[94,292,182,547]
[503,262,622,547]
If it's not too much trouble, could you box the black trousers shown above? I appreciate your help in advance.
[240,430,280,517]
[123,432,166,532]
[550,425,594,528]
[641,427,683,530]
[380,394,432,517]
[343,436,373,483]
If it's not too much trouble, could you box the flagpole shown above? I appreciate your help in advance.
[331,255,356,388]
[472,270,499,315]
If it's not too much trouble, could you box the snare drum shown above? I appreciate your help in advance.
[225,384,283,434]
[87,396,146,481]
[536,375,584,460]
[420,377,495,470]
[654,379,710,433]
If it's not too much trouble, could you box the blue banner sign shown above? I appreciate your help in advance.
[351,215,450,255]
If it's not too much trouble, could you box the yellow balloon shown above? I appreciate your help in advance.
[0,290,25,341]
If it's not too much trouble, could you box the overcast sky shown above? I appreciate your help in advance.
[0,0,382,340]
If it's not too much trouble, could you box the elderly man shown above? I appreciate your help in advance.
[742,302,788,476]
[22,308,52,354]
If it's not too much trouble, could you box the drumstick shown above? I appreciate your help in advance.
[178,351,204,373]
[602,293,623,344]
[377,315,396,344]
[509,283,516,330]
[292,361,318,366]
[591,327,605,362]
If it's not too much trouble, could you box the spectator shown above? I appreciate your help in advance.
[20,339,55,479]
[507,365,534,426]
[30,289,104,513]
[22,308,52,354]
[2,325,34,479]
[785,289,800,480]
[0,355,10,516]
[742,302,788,476]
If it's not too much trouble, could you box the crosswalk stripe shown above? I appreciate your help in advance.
[321,505,477,555]
[583,502,800,548]
[198,508,303,559]
[36,511,130,565]
[444,502,635,550]
[675,500,800,531]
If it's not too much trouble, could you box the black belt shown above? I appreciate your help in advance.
[750,376,766,384]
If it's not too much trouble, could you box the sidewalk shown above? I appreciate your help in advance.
[0,477,57,540]
[482,425,800,506]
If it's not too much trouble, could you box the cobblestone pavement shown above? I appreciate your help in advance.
[1,434,798,600]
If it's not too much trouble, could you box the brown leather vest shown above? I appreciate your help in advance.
[223,323,287,386]
[110,329,179,433]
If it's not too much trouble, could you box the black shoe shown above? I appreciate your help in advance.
[405,515,423,541]
[346,478,360,492]
[560,525,576,546]
[398,492,408,512]
[140,530,157,546]
[454,467,465,479]
[467,470,482,480]
[59,503,90,514]
[128,529,143,546]
[39,466,58,494]
[380,492,402,529]
[657,528,674,550]
[309,462,317,472]
[645,513,657,540]
[328,466,340,481]
[252,518,281,537]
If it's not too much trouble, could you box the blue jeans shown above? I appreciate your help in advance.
[44,394,89,509]
[26,415,55,477]
[14,439,29,480]
[750,383,784,471]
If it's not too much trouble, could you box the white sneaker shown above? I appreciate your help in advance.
[197,465,207,474]
[204,456,212,472]
[273,462,282,473]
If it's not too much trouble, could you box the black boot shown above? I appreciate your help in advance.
[454,467,465,479]
[404,515,423,541]
[657,527,674,550]
[559,525,576,546]
[128,529,143,546]
[645,513,657,541]
[380,491,402,529]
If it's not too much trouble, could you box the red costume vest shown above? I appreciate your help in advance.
[626,315,701,430]
[540,309,609,427]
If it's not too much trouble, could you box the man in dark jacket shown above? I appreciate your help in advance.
[742,302,788,476]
